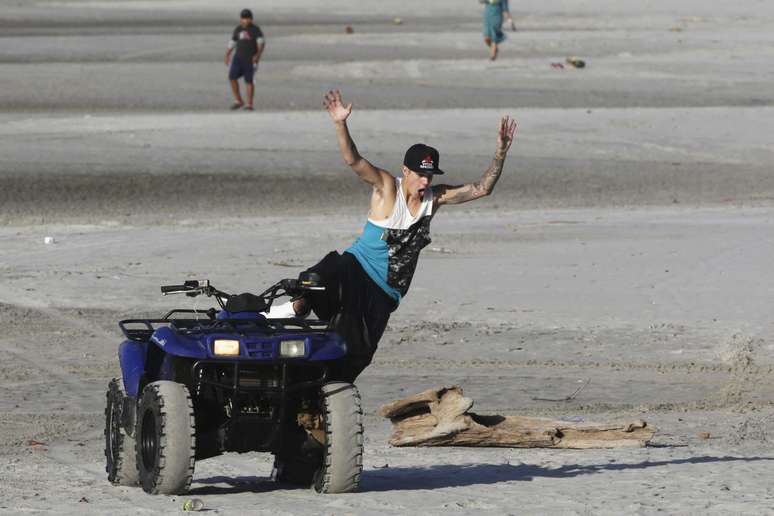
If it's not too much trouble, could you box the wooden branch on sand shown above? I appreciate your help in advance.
[378,386,656,449]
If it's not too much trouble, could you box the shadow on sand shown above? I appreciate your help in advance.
[188,455,774,494]
[359,455,774,492]
[188,475,277,495]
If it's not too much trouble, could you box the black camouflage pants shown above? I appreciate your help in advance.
[302,251,398,383]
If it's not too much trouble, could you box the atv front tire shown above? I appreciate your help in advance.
[105,379,139,486]
[136,381,196,495]
[313,382,364,494]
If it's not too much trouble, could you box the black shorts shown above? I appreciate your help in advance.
[228,57,255,83]
[303,251,398,382]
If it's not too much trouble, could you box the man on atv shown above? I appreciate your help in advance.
[272,90,517,382]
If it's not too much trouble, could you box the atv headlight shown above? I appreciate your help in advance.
[280,339,306,358]
[213,339,240,356]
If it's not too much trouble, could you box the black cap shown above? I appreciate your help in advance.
[240,8,253,19]
[403,143,444,175]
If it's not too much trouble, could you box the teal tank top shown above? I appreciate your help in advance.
[345,177,434,304]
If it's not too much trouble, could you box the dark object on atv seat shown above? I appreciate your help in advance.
[226,292,268,313]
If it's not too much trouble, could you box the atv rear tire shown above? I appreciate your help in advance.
[313,382,364,494]
[105,379,139,486]
[135,381,196,495]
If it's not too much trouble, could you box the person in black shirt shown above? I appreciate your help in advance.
[224,9,265,111]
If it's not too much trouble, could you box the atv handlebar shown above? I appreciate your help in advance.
[161,280,217,297]
[160,280,232,311]
[159,272,325,313]
[160,284,191,294]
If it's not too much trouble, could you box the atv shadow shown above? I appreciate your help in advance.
[187,456,774,494]
[188,476,279,495]
[359,455,774,492]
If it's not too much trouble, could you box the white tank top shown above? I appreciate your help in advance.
[346,176,436,302]
[368,177,433,229]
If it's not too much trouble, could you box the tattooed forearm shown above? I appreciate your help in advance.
[439,154,505,205]
[472,155,506,198]
[436,115,515,206]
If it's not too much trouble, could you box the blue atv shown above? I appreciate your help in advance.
[104,274,364,495]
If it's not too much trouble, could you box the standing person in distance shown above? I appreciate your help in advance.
[224,8,265,111]
[480,0,506,60]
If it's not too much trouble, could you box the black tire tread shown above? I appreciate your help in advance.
[136,381,196,495]
[105,379,139,486]
[315,382,364,494]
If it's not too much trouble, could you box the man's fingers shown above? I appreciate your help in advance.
[324,90,338,109]
[495,116,517,152]
[326,90,344,109]
[323,89,351,119]
[501,116,516,138]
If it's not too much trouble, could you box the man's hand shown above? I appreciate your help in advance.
[325,89,392,190]
[323,90,352,124]
[433,114,517,206]
[224,54,230,66]
[495,116,518,158]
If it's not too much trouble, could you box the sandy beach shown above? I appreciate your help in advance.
[1,1,774,514]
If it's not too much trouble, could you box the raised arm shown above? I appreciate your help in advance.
[433,116,517,206]
[323,90,392,190]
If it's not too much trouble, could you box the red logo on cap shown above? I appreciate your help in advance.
[420,154,434,170]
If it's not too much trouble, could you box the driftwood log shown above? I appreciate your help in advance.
[378,386,656,449]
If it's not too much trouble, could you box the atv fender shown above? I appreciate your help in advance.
[119,340,148,398]
[150,327,208,359]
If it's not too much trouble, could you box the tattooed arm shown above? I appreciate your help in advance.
[434,116,517,206]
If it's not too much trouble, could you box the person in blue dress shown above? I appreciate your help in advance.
[480,0,506,60]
